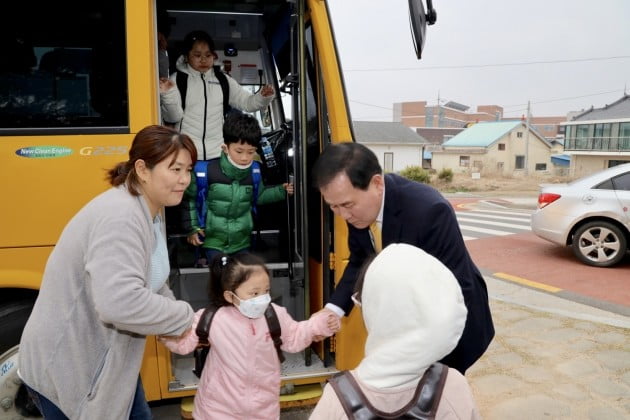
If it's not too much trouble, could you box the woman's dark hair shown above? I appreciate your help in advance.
[223,112,261,147]
[312,142,382,191]
[208,253,269,307]
[107,125,197,196]
[182,30,217,59]
[352,253,378,307]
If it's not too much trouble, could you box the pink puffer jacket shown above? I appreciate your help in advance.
[160,303,335,420]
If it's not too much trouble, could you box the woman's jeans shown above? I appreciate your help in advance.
[25,377,152,419]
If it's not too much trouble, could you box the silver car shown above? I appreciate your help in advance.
[531,163,630,267]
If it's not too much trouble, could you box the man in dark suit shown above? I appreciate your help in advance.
[313,142,494,374]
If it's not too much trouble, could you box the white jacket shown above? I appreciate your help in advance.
[160,56,273,160]
[311,244,480,419]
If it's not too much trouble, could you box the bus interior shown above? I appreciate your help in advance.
[156,0,335,393]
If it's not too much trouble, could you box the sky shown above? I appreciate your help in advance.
[327,0,630,121]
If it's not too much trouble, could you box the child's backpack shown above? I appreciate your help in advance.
[193,159,262,229]
[193,303,284,378]
[327,363,448,420]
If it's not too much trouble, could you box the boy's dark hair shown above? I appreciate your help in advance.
[182,30,216,58]
[223,112,262,147]
[208,253,269,307]
[312,142,382,191]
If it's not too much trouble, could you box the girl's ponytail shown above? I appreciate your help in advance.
[208,253,230,306]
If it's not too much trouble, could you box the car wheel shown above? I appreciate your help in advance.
[572,221,628,267]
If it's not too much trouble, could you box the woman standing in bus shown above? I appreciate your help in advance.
[18,125,197,419]
[159,30,275,161]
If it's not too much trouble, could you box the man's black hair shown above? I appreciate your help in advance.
[312,142,382,190]
[223,112,261,147]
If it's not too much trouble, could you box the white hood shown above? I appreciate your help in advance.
[356,243,467,389]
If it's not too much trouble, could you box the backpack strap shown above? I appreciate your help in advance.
[213,65,231,118]
[328,363,448,420]
[194,159,212,228]
[251,161,262,217]
[176,68,230,118]
[195,305,219,345]
[264,304,285,363]
[176,71,188,111]
[192,304,219,379]
[406,363,448,419]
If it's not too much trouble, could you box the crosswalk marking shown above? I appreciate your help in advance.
[458,224,515,236]
[468,209,532,216]
[455,208,533,241]
[456,217,530,230]
[458,212,530,223]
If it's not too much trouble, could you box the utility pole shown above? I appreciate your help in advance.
[437,91,441,128]
[524,100,530,176]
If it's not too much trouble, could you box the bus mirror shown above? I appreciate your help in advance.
[408,0,437,59]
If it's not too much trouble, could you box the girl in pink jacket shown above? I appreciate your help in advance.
[160,253,339,419]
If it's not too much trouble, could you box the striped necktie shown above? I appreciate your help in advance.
[369,222,382,253]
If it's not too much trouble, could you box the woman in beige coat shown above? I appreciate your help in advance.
[310,243,481,419]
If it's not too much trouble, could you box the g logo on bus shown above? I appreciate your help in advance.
[80,146,128,156]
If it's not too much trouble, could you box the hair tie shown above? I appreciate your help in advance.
[221,256,228,266]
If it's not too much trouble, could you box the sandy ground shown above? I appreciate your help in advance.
[432,172,573,197]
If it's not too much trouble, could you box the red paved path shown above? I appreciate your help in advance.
[465,231,630,307]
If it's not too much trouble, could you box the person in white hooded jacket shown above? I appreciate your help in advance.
[310,243,481,419]
[160,30,274,160]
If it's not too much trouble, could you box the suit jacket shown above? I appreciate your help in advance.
[329,173,494,373]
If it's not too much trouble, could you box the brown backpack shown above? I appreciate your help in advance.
[328,363,448,420]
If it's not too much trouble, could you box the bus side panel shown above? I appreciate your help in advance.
[0,247,53,290]
[331,217,367,370]
[309,0,363,370]
[0,135,132,249]
[126,0,161,131]
[308,0,352,143]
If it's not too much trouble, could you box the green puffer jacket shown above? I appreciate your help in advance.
[181,153,286,253]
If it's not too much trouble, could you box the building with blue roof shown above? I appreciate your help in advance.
[431,120,553,176]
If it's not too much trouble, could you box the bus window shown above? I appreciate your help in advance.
[0,1,128,134]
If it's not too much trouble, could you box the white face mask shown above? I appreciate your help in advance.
[232,292,271,319]
[226,153,253,170]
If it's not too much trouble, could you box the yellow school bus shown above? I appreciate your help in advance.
[0,0,433,414]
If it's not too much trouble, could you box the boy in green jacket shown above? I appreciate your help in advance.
[181,112,293,263]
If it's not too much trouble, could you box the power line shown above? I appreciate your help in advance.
[345,55,630,72]
[502,89,622,110]
[350,87,625,117]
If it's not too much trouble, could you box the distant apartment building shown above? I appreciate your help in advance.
[393,100,503,128]
[394,100,566,141]
[562,94,630,177]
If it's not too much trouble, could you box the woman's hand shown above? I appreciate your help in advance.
[283,182,294,196]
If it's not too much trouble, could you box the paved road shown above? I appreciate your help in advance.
[448,195,630,314]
